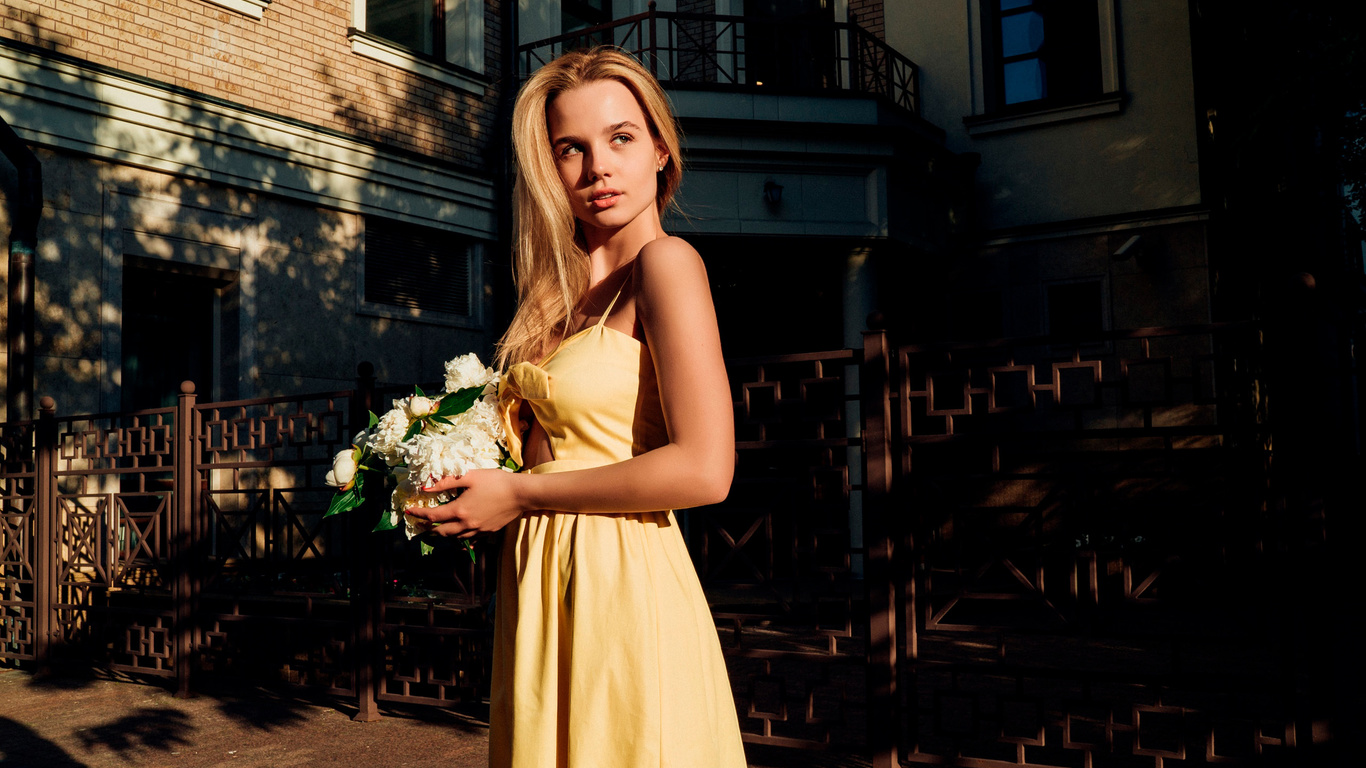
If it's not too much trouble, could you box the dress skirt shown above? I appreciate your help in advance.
[488,459,748,768]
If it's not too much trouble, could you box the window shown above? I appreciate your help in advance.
[984,0,1102,110]
[562,0,612,33]
[349,0,486,93]
[360,218,482,327]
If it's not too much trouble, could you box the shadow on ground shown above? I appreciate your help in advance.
[0,716,89,767]
[74,707,194,758]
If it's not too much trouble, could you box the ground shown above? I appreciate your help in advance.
[0,668,489,768]
[0,668,870,768]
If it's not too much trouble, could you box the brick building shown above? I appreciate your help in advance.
[1,0,510,419]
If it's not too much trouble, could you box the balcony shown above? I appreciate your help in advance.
[516,3,920,118]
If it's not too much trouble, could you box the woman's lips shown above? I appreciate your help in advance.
[589,190,621,209]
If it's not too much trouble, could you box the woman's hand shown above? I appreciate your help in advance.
[405,469,526,538]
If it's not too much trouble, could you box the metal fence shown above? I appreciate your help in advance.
[0,324,1328,765]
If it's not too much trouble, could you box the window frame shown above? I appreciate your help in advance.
[348,0,488,95]
[965,0,1121,134]
[200,0,270,20]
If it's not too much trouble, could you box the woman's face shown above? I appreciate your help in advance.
[546,79,668,240]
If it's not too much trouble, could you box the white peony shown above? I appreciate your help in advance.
[408,395,436,418]
[444,353,496,394]
[324,448,358,489]
[390,474,453,539]
[371,403,415,464]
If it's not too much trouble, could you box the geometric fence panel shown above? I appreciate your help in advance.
[892,324,1305,766]
[694,349,869,750]
[0,327,1320,764]
[0,419,37,665]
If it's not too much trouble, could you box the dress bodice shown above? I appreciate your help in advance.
[497,294,667,473]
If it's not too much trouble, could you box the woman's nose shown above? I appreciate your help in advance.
[588,148,611,179]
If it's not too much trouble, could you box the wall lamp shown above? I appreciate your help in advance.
[763,180,783,205]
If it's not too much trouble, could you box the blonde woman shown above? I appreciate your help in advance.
[406,48,747,767]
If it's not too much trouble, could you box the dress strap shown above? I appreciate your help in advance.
[594,284,626,329]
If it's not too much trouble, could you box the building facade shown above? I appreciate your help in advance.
[1,0,510,421]
[512,0,1217,357]
[4,0,1228,412]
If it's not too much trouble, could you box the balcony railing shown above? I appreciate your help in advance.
[517,4,920,117]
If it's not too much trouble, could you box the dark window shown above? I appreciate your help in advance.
[365,218,473,317]
[984,0,1101,109]
[562,0,611,34]
[365,0,481,67]
[368,0,438,55]
[1045,280,1105,339]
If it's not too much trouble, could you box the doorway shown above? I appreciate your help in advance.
[121,265,227,410]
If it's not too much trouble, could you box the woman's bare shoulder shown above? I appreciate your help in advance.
[635,236,705,281]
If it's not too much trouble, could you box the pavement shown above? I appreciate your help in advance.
[0,667,490,768]
[0,667,870,768]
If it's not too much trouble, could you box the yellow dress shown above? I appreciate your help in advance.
[491,292,747,768]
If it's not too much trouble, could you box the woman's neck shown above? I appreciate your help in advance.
[582,209,665,284]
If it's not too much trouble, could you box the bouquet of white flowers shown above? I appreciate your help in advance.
[323,353,517,558]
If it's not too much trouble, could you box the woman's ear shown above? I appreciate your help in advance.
[655,144,669,172]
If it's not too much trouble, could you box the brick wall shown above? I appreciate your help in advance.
[849,0,883,40]
[0,0,503,169]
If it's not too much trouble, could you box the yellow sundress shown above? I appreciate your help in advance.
[491,290,747,768]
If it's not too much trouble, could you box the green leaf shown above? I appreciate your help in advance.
[435,386,480,418]
[503,457,520,471]
[402,419,423,442]
[429,415,454,426]
[420,540,436,556]
[368,411,380,428]
[324,487,362,519]
[372,509,400,532]
[414,384,427,397]
[462,540,477,563]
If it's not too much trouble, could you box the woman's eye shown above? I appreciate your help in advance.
[612,134,633,145]
[559,144,581,157]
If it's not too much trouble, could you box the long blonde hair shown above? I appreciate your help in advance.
[496,47,684,368]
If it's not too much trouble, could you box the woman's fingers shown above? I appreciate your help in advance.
[422,473,472,493]
[405,469,520,536]
[430,522,478,539]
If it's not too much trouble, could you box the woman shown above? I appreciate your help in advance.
[406,48,748,767]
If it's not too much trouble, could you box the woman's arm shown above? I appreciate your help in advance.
[409,237,734,537]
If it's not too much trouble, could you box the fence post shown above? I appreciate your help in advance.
[862,316,897,768]
[647,1,658,77]
[848,11,861,93]
[351,362,382,722]
[32,396,56,676]
[173,381,197,698]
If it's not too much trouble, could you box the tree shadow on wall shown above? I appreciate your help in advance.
[2,14,510,417]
